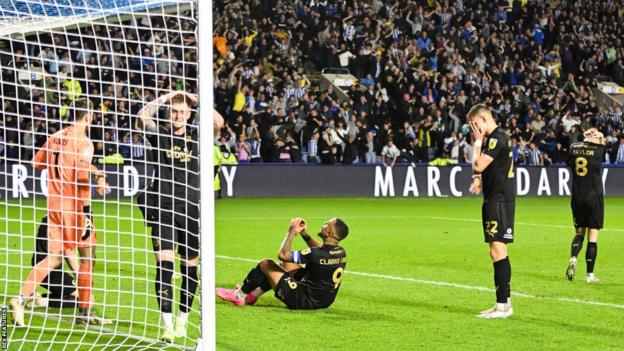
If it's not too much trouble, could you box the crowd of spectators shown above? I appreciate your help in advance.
[0,12,198,164]
[213,0,624,166]
[2,2,624,168]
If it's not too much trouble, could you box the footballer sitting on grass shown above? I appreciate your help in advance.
[217,218,348,310]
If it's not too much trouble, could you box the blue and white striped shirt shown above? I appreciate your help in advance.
[283,87,296,101]
[616,144,624,163]
[132,141,144,159]
[249,139,261,159]
[528,148,541,166]
[343,24,355,41]
[308,138,318,156]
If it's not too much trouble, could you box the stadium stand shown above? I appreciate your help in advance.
[212,0,624,166]
[0,0,197,166]
[1,0,624,167]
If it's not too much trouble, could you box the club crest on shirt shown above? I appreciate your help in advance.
[488,138,498,150]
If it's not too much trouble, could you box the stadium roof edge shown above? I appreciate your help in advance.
[0,0,193,37]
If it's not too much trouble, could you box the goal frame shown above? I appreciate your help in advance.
[197,0,215,350]
[0,0,215,348]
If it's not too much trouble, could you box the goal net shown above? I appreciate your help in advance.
[0,0,205,349]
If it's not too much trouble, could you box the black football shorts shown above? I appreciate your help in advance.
[151,200,200,257]
[274,270,326,310]
[571,195,604,229]
[482,201,515,243]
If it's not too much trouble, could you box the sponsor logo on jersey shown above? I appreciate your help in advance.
[166,146,193,162]
[503,228,513,239]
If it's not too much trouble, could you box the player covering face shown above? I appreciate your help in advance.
[10,99,111,326]
[565,128,606,283]
[216,218,349,310]
[468,104,516,319]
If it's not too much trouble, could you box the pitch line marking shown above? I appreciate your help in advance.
[6,309,194,351]
[216,255,624,310]
[216,215,624,233]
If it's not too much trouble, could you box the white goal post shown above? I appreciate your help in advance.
[0,0,214,349]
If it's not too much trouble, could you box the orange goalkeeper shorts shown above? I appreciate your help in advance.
[47,208,97,252]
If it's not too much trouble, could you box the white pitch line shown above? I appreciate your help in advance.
[216,214,624,233]
[216,255,624,310]
[8,310,194,351]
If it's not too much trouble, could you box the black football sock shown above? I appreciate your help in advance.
[241,264,268,294]
[493,257,511,304]
[507,257,512,300]
[179,265,198,313]
[260,277,272,292]
[155,260,174,313]
[570,234,584,258]
[586,242,597,274]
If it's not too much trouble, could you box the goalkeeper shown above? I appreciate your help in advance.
[11,99,109,326]
[27,165,110,310]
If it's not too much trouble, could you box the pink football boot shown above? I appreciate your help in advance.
[216,288,245,306]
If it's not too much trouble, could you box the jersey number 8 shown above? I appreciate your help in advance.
[575,157,588,177]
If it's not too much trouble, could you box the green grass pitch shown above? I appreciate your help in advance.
[216,197,624,351]
[2,197,623,350]
[1,199,200,351]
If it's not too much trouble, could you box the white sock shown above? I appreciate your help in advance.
[507,297,512,306]
[161,313,173,328]
[235,288,246,300]
[177,312,189,325]
[496,302,507,311]
[250,287,265,298]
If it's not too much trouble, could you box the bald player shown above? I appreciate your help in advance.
[10,98,109,326]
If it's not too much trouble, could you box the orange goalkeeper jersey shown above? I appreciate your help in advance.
[32,126,94,211]
[32,126,95,251]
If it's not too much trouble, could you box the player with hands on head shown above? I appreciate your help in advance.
[565,127,607,283]
[136,90,201,343]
